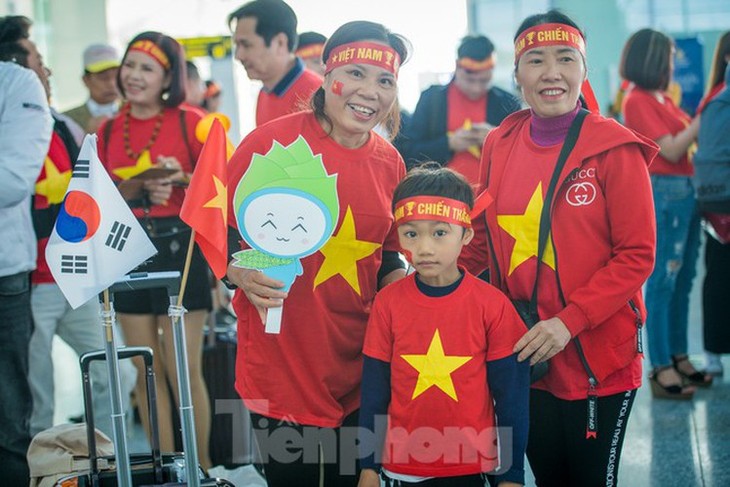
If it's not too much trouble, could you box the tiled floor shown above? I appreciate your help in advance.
[53,240,730,486]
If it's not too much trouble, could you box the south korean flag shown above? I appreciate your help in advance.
[46,135,157,309]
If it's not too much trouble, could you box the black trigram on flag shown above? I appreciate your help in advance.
[105,221,131,251]
[73,159,90,179]
[61,255,88,274]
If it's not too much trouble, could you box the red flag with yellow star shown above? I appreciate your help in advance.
[180,119,228,278]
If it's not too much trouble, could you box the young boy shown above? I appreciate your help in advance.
[358,165,530,487]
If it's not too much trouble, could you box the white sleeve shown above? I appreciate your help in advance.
[0,63,53,208]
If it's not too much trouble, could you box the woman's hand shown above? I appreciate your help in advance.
[156,155,187,183]
[514,317,571,365]
[142,178,173,205]
[226,263,288,324]
[357,469,380,487]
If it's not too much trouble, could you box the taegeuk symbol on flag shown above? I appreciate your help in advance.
[45,134,157,308]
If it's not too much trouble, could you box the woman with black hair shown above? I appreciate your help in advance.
[97,31,212,467]
[225,20,410,486]
[464,10,657,486]
[621,28,712,398]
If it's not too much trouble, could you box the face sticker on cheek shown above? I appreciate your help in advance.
[331,80,343,95]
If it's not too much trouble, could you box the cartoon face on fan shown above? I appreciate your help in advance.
[232,136,339,293]
[240,190,331,258]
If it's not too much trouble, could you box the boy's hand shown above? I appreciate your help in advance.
[357,469,380,487]
[497,482,523,487]
[514,317,571,364]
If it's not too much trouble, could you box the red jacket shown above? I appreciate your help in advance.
[464,109,658,394]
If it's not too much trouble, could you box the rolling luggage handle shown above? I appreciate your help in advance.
[98,270,201,487]
[81,347,164,486]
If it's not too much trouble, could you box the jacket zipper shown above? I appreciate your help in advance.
[628,299,644,354]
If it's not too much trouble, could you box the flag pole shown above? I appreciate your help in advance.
[168,229,201,486]
[101,289,133,487]
[177,229,196,307]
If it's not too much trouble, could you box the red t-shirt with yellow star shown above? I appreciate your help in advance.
[97,105,203,218]
[33,131,73,284]
[228,110,406,427]
[622,87,693,176]
[446,83,487,185]
[363,272,525,477]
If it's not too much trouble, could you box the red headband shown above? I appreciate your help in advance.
[324,41,400,76]
[394,196,472,228]
[457,54,496,72]
[128,40,170,70]
[514,23,585,62]
[296,43,324,59]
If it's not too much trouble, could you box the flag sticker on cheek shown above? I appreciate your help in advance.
[331,80,343,95]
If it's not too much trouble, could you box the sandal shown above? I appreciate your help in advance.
[672,355,713,387]
[649,366,695,400]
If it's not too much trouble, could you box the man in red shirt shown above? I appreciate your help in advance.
[399,35,521,185]
[228,0,322,127]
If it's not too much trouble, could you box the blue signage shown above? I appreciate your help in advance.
[674,37,705,116]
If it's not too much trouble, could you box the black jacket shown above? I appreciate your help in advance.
[397,81,522,169]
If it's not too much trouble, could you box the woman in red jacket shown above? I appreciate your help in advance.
[464,10,657,486]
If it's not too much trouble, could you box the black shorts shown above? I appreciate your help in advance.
[113,217,213,315]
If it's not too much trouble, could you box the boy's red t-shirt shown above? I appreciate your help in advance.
[363,272,526,477]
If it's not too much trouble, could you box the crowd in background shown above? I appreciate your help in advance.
[1,0,729,486]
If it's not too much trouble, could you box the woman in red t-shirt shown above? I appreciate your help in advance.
[96,31,211,466]
[225,21,410,486]
[621,28,712,399]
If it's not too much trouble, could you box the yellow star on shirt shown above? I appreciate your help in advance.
[35,157,72,204]
[112,150,153,180]
[313,206,381,295]
[401,329,472,401]
[497,182,556,276]
[203,175,228,224]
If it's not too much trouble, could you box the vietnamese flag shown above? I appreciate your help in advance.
[180,119,229,278]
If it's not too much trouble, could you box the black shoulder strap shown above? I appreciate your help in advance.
[529,109,589,317]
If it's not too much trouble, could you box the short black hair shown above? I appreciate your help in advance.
[619,28,673,91]
[457,35,494,60]
[392,162,474,213]
[0,15,31,44]
[298,31,326,48]
[0,41,28,65]
[228,0,298,52]
[0,15,31,64]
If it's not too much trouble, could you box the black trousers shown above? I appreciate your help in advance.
[703,233,730,353]
[250,410,360,487]
[527,388,636,487]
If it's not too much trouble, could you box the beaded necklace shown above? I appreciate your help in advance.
[123,104,165,160]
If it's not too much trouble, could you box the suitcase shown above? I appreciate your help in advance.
[53,272,233,486]
[51,346,233,486]
[203,323,259,468]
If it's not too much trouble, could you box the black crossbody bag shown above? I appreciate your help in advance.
[512,109,588,383]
